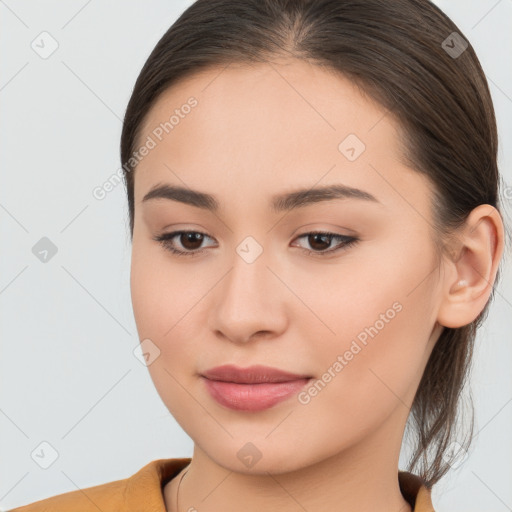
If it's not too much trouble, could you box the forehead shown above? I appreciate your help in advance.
[132,59,430,216]
[138,59,395,145]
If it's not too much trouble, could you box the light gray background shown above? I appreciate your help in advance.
[1,1,511,510]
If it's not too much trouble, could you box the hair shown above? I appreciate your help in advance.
[120,0,509,488]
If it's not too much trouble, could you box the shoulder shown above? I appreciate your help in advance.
[8,458,191,512]
[8,476,126,512]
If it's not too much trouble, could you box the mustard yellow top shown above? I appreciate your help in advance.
[9,458,436,511]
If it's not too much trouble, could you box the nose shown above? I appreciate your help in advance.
[208,241,288,345]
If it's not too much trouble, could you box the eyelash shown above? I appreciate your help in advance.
[153,230,359,258]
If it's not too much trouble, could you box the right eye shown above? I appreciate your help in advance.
[153,230,217,257]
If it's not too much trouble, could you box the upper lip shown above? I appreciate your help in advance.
[201,364,312,384]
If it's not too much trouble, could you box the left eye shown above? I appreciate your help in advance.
[153,230,359,258]
[292,231,359,256]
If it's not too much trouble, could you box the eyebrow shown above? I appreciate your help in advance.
[142,183,381,213]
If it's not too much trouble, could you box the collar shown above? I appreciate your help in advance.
[124,458,435,511]
[398,470,436,511]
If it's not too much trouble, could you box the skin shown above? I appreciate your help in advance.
[129,58,504,512]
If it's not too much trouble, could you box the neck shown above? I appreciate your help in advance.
[164,411,413,512]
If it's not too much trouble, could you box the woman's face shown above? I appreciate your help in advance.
[130,59,445,473]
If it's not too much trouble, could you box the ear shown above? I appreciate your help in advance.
[437,204,505,329]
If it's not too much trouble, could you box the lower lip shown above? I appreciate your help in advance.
[202,377,311,411]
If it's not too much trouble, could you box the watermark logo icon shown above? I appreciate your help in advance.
[133,338,161,366]
[237,442,262,468]
[442,32,468,59]
[442,440,469,469]
[31,31,59,59]
[236,236,263,264]
[31,441,59,469]
[338,134,366,161]
[32,237,58,263]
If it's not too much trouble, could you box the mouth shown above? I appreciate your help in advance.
[200,364,312,384]
[200,364,313,411]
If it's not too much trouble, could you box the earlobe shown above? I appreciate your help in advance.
[436,204,505,329]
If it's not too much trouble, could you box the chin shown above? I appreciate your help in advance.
[194,433,340,476]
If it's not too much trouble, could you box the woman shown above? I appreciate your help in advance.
[10,0,506,510]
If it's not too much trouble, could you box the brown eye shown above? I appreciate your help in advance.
[153,230,216,256]
[292,231,359,257]
[179,232,205,250]
[307,233,332,251]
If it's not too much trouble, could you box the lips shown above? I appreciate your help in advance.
[200,364,312,384]
[200,364,312,411]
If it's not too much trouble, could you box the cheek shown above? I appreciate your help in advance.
[130,241,196,339]
[130,246,163,337]
[130,241,213,382]
[130,244,202,422]
[299,238,437,420]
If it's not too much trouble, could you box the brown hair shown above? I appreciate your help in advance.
[120,0,508,488]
